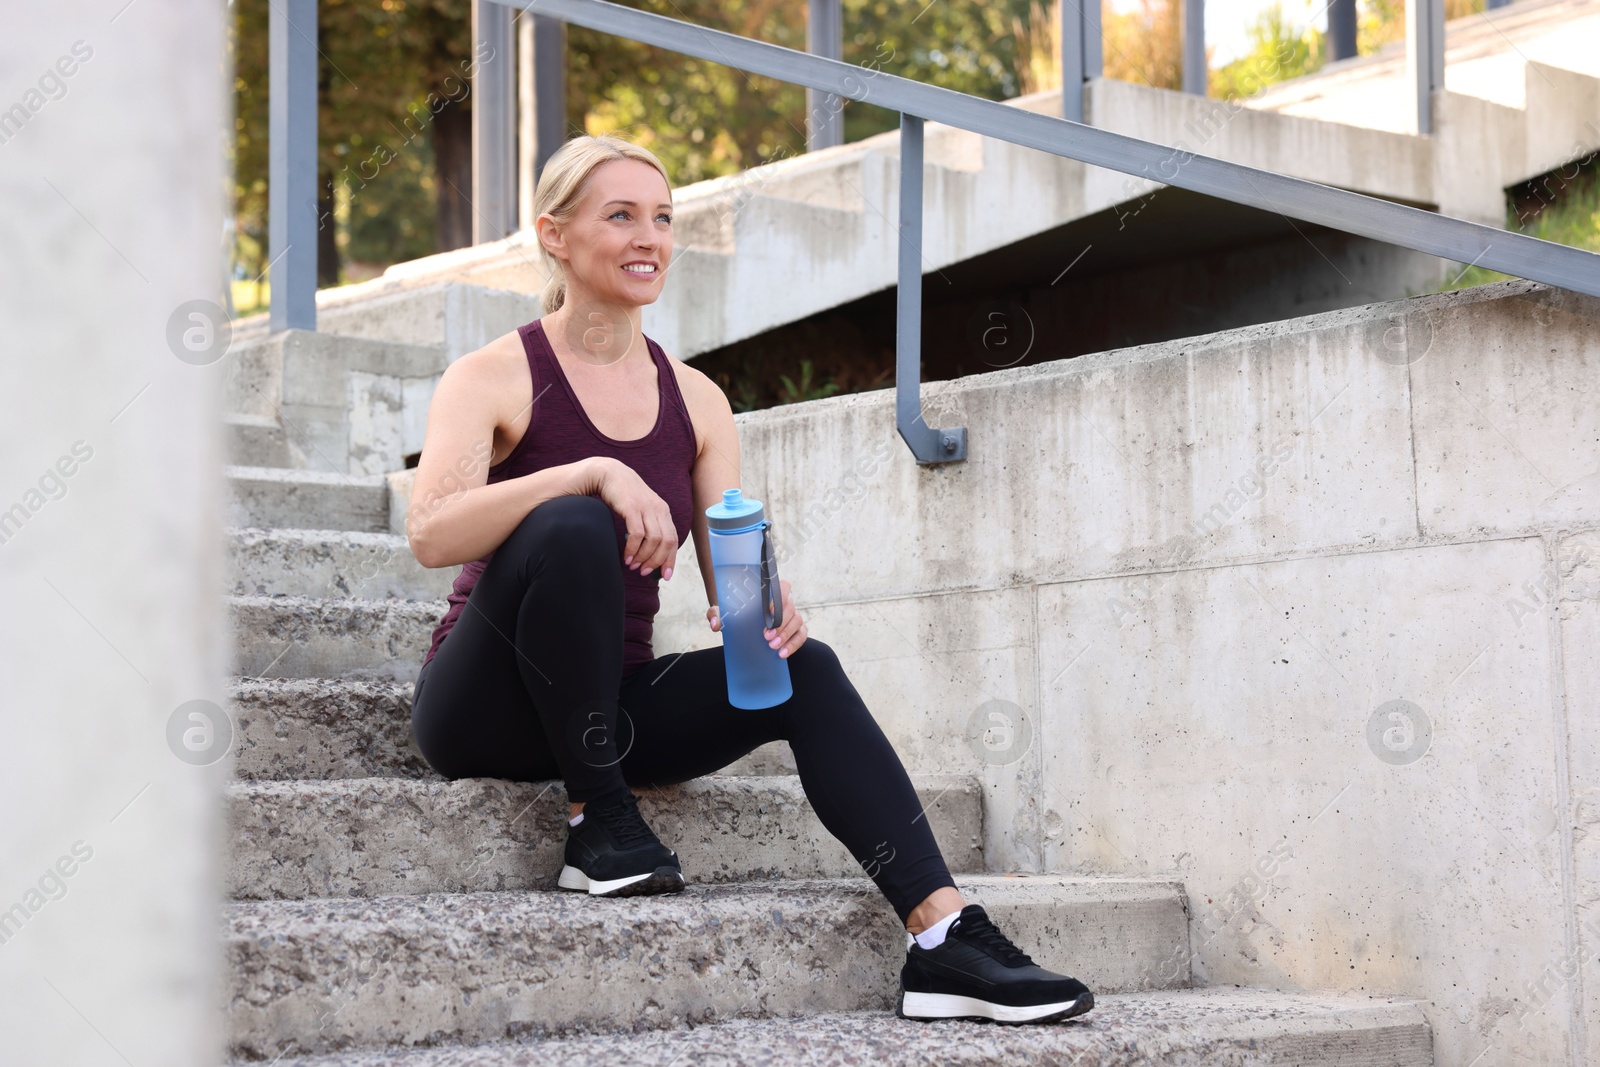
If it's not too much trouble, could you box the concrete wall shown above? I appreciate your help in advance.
[656,279,1600,1066]
[0,3,226,1064]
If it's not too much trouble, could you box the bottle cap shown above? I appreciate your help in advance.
[706,488,765,532]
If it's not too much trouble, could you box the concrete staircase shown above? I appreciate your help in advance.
[221,341,1436,1062]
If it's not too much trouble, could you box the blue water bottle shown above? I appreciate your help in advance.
[706,489,793,709]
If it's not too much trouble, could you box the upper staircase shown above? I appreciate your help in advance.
[230,0,1600,375]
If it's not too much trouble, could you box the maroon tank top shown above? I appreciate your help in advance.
[422,317,698,675]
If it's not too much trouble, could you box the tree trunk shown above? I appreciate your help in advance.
[433,102,474,252]
[317,167,340,287]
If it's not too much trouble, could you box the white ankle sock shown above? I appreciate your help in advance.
[568,813,584,827]
[911,909,961,950]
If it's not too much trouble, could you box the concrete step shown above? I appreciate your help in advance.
[228,677,796,782]
[225,875,1190,1060]
[230,677,428,781]
[224,413,289,467]
[249,988,1434,1066]
[227,526,457,600]
[227,465,391,533]
[230,595,438,682]
[226,774,985,901]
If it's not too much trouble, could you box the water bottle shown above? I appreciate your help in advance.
[706,488,793,709]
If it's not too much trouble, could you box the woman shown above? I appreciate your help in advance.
[406,133,1092,1026]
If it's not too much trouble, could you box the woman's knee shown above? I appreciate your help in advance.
[509,494,616,563]
[784,639,861,709]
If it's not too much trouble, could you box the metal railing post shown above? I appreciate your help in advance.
[268,0,318,332]
[806,0,843,150]
[473,0,518,242]
[518,11,567,228]
[895,114,967,465]
[1406,0,1444,134]
[1183,0,1206,95]
[1328,0,1358,61]
[1061,0,1103,123]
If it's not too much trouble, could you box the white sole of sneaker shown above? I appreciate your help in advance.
[899,990,1093,1024]
[557,864,684,897]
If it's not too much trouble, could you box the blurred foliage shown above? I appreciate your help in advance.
[232,0,475,284]
[1102,0,1182,89]
[232,0,1057,286]
[572,0,1057,184]
[1209,4,1323,100]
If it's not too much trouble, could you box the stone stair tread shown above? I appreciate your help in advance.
[243,988,1432,1066]
[225,875,1191,1058]
[226,526,454,601]
[226,464,391,486]
[230,595,440,682]
[226,773,986,899]
[230,676,428,780]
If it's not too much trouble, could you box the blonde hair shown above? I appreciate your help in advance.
[533,133,673,315]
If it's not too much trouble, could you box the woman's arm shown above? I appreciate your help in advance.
[679,366,741,606]
[406,338,600,568]
[678,364,808,657]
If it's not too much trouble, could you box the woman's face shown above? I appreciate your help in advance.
[548,158,673,309]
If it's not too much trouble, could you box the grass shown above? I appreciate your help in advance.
[1432,152,1600,293]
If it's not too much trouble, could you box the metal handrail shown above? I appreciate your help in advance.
[269,0,1597,464]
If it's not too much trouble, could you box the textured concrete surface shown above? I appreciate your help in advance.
[226,413,290,468]
[1561,529,1600,1067]
[254,989,1433,1067]
[225,775,984,900]
[230,595,440,682]
[1409,285,1600,537]
[1036,536,1570,1066]
[225,876,1189,1059]
[225,329,446,474]
[228,527,457,600]
[230,678,429,781]
[227,466,391,533]
[230,281,542,367]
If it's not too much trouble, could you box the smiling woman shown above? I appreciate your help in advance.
[401,132,1093,1026]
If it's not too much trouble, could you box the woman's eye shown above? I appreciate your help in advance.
[658,214,672,224]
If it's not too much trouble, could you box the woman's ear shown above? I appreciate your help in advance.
[536,216,567,263]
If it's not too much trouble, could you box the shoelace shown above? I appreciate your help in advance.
[952,909,1036,967]
[586,790,658,851]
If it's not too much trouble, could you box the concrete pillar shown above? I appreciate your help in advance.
[1183,0,1206,95]
[1328,0,1358,61]
[0,2,227,1064]
[472,0,518,243]
[807,0,843,151]
[1406,0,1444,134]
[518,12,567,230]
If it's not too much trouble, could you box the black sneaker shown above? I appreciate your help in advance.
[897,904,1094,1024]
[556,787,685,897]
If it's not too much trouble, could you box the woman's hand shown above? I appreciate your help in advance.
[590,457,678,579]
[707,579,807,658]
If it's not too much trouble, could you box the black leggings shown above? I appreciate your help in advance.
[410,494,956,924]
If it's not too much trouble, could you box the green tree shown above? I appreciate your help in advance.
[1209,4,1324,101]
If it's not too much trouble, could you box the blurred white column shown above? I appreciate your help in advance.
[0,2,228,1064]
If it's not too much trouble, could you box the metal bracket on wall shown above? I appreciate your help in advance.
[895,114,968,466]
